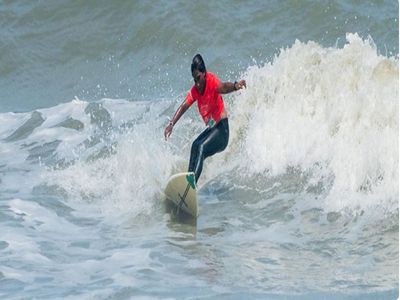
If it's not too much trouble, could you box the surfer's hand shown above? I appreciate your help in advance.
[236,79,246,90]
[164,122,173,140]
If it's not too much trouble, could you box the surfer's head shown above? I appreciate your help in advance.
[191,54,206,93]
[191,54,206,73]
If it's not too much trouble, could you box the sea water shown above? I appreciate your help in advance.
[0,1,398,299]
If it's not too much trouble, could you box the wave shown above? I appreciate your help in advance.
[223,33,398,211]
[0,34,398,219]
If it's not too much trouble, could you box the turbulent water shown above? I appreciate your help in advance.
[0,1,398,299]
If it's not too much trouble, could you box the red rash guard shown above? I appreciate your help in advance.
[186,72,224,125]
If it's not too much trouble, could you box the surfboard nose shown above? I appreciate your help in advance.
[165,172,198,218]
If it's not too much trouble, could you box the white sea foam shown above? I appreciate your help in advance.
[39,99,179,219]
[1,34,397,219]
[223,33,398,211]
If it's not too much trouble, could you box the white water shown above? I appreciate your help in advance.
[1,34,397,221]
[223,33,398,212]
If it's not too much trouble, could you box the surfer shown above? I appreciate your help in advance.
[164,54,246,184]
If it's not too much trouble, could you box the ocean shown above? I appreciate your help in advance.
[0,1,398,299]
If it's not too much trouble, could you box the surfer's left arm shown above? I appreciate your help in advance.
[217,79,246,94]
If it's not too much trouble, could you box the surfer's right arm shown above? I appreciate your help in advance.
[164,100,190,140]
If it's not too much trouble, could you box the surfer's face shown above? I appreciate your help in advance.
[192,70,206,94]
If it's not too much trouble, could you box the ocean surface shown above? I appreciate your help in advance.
[0,1,398,299]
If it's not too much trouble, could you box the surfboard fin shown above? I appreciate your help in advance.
[186,173,196,190]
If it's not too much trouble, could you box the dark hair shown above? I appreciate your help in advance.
[191,54,206,73]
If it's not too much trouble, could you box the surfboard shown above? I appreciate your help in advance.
[164,172,198,218]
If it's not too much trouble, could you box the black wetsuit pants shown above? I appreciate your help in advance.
[188,118,229,183]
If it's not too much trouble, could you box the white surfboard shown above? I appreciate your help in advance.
[164,172,198,218]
